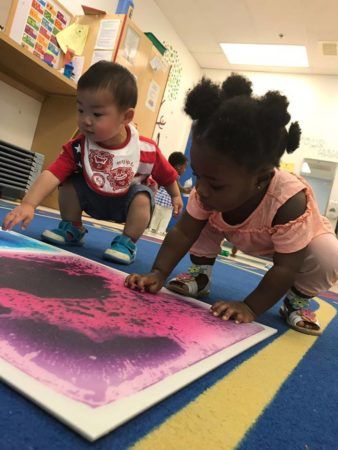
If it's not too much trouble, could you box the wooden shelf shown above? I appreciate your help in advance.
[0,32,76,97]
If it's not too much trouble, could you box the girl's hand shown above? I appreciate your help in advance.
[2,203,35,231]
[125,270,167,293]
[210,300,256,324]
[171,195,183,217]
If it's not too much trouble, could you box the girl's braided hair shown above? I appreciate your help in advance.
[185,74,301,170]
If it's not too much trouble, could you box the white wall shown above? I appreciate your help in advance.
[0,80,41,149]
[203,69,338,218]
[203,69,338,167]
[133,0,201,155]
[58,0,118,15]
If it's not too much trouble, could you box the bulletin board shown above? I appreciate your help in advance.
[115,17,171,138]
[6,0,72,67]
[74,13,125,75]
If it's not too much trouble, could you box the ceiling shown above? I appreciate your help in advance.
[154,0,338,75]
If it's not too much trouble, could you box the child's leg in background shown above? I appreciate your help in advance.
[149,205,173,234]
[149,204,164,233]
[157,206,172,234]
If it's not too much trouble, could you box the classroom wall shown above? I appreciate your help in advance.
[3,0,337,215]
[133,0,202,156]
[0,80,41,149]
[58,0,119,15]
[203,68,338,220]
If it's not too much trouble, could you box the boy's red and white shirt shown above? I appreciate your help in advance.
[47,124,177,196]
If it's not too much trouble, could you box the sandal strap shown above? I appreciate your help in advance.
[287,309,320,328]
[286,290,310,310]
[58,220,87,242]
[174,264,212,283]
[168,264,212,297]
[188,264,212,278]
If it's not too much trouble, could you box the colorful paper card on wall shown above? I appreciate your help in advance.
[56,23,89,55]
[9,0,72,67]
[0,230,276,441]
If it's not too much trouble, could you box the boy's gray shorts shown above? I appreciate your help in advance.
[68,173,154,222]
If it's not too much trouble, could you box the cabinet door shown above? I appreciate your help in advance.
[32,95,77,209]
[0,0,12,31]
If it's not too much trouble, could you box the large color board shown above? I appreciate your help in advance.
[0,230,276,441]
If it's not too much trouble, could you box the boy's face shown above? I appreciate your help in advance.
[77,89,134,146]
[175,162,187,176]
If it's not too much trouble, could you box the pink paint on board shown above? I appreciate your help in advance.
[0,251,264,407]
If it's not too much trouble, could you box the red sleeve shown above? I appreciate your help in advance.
[47,138,80,182]
[151,145,178,186]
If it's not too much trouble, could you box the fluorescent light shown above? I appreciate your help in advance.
[301,161,311,174]
[220,43,309,67]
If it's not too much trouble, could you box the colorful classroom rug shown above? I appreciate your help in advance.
[0,202,337,449]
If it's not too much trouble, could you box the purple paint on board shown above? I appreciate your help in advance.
[0,251,264,407]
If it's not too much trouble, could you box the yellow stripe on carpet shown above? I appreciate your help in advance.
[132,299,336,450]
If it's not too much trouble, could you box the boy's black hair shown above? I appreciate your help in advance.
[185,73,301,170]
[168,151,188,167]
[77,61,137,110]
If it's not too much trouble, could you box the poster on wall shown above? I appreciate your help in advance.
[0,230,276,441]
[122,26,140,64]
[145,79,161,112]
[95,19,120,50]
[9,0,72,67]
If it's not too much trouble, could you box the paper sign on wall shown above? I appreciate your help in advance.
[122,26,140,64]
[145,80,160,112]
[91,50,114,66]
[95,19,120,49]
[72,55,85,82]
[56,23,88,55]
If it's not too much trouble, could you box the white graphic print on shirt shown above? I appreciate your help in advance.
[82,125,141,195]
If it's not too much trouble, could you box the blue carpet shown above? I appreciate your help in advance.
[0,204,337,450]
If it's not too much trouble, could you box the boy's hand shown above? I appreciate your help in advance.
[171,195,183,217]
[2,203,35,231]
[125,270,166,293]
[210,300,256,324]
[182,187,192,194]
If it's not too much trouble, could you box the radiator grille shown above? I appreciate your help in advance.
[0,140,44,200]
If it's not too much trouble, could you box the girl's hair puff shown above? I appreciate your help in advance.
[185,73,301,170]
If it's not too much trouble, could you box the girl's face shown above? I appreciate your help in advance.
[190,140,267,213]
[77,89,134,146]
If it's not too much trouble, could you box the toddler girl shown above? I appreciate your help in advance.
[126,74,338,336]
